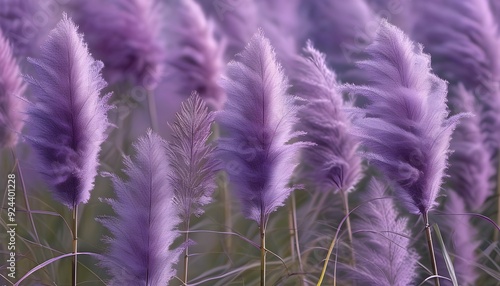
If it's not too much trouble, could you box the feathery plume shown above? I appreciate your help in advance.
[447,85,493,210]
[217,30,306,224]
[299,0,378,84]
[344,21,460,215]
[100,131,182,285]
[292,42,362,193]
[0,29,25,148]
[436,193,479,285]
[166,93,219,220]
[411,0,500,153]
[165,0,225,109]
[69,0,166,89]
[197,0,259,59]
[25,15,110,208]
[345,179,419,286]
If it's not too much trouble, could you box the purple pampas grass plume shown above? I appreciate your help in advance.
[411,0,500,154]
[447,84,494,210]
[0,29,26,149]
[165,0,225,109]
[344,179,419,286]
[344,21,462,285]
[293,42,362,194]
[217,30,307,284]
[218,30,306,225]
[436,193,479,286]
[100,131,182,286]
[344,21,460,216]
[167,93,219,220]
[25,14,110,208]
[298,0,378,84]
[69,0,166,89]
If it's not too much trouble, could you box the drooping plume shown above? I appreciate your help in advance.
[25,15,110,208]
[100,131,182,285]
[298,0,378,84]
[69,0,166,89]
[292,42,362,193]
[165,0,225,109]
[435,193,479,286]
[411,0,500,154]
[447,85,493,210]
[166,93,219,219]
[344,179,419,286]
[344,21,460,215]
[0,29,25,148]
[217,31,306,224]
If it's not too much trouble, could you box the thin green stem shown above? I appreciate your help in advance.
[423,212,440,286]
[72,205,78,286]
[291,193,304,285]
[341,191,355,267]
[183,218,191,285]
[260,212,266,286]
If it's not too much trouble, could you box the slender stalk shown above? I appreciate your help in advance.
[316,235,337,286]
[183,218,191,285]
[288,203,295,262]
[423,212,440,286]
[260,211,266,286]
[340,191,355,266]
[495,157,500,242]
[147,90,158,132]
[291,193,304,285]
[72,204,78,286]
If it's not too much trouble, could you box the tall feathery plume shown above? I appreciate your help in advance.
[25,15,110,285]
[217,31,306,285]
[435,193,479,286]
[344,21,461,286]
[298,0,378,84]
[292,43,362,263]
[344,179,419,286]
[100,131,182,286]
[166,93,219,284]
[165,0,225,109]
[0,29,25,149]
[68,0,166,89]
[411,0,500,155]
[447,84,493,210]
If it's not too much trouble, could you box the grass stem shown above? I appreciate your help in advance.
[184,218,191,285]
[72,204,78,286]
[423,212,440,286]
[341,191,355,267]
[260,212,266,286]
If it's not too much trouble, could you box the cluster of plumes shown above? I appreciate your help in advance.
[0,29,25,149]
[345,21,461,216]
[298,0,377,84]
[68,0,166,89]
[165,0,225,109]
[435,193,479,286]
[25,15,111,208]
[447,85,493,210]
[411,0,500,155]
[217,31,307,224]
[292,42,361,193]
[100,131,182,286]
[166,93,219,220]
[344,179,419,286]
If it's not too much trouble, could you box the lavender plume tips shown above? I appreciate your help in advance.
[217,30,307,224]
[345,179,419,286]
[165,0,226,109]
[25,14,111,208]
[69,0,166,89]
[447,84,494,210]
[0,29,26,149]
[100,131,182,286]
[411,0,500,154]
[344,21,461,215]
[293,42,362,193]
[166,93,219,220]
